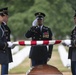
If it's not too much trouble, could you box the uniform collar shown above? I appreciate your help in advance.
[2,21,7,25]
[38,25,43,27]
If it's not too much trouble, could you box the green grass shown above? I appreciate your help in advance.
[9,45,71,74]
[48,47,71,72]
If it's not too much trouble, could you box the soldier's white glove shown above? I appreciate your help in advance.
[7,42,16,49]
[7,42,13,47]
[32,19,37,26]
[62,40,71,47]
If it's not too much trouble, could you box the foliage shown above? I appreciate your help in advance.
[0,0,75,40]
[66,0,76,10]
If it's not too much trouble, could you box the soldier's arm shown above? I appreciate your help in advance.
[0,40,8,50]
[48,28,53,58]
[0,28,8,50]
[25,27,36,38]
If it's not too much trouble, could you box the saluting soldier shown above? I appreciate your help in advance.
[0,7,14,75]
[25,12,53,66]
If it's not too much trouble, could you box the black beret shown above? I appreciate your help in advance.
[35,12,45,18]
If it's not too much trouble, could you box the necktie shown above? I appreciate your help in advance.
[39,26,42,32]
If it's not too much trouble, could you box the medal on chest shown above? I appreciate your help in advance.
[43,31,49,38]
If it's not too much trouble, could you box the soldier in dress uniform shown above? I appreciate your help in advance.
[25,12,53,66]
[0,7,14,75]
[68,10,76,75]
[62,10,76,75]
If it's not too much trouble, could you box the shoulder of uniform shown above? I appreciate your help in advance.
[1,22,4,25]
[43,26,49,29]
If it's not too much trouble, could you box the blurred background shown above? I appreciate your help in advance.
[0,0,76,75]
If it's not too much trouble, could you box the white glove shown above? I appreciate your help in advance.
[32,19,37,26]
[62,40,71,47]
[7,42,13,48]
[11,44,16,49]
[7,42,16,49]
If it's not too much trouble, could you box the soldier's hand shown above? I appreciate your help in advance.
[30,27,37,33]
[30,27,35,31]
[7,42,16,49]
[11,44,17,49]
[62,42,68,46]
[62,40,71,47]
[7,42,13,48]
[32,19,37,26]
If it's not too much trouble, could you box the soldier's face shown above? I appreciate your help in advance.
[0,16,3,23]
[74,17,76,24]
[3,15,8,23]
[37,19,43,26]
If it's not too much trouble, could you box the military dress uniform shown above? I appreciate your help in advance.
[25,12,53,66]
[0,22,12,63]
[68,11,76,75]
[68,26,76,75]
[25,24,53,66]
[0,22,13,75]
[0,7,13,75]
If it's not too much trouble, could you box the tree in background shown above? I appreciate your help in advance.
[0,0,75,40]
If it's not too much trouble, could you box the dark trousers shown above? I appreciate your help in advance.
[71,61,76,75]
[1,64,8,75]
[31,59,47,66]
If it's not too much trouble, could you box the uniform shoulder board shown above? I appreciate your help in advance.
[43,26,49,30]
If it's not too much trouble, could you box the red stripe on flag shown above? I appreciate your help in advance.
[19,41,25,46]
[43,40,49,45]
[31,40,36,45]
[55,40,61,44]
